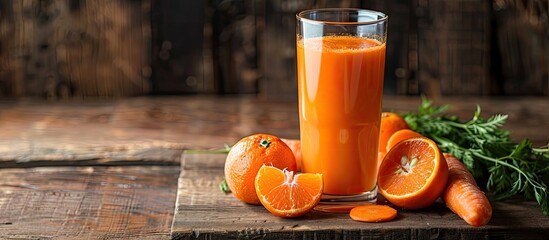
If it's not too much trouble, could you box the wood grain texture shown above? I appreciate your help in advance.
[0,96,548,167]
[206,0,261,94]
[416,0,491,96]
[0,166,179,239]
[172,153,549,239]
[0,0,151,98]
[0,96,296,166]
[494,4,549,96]
[151,0,205,94]
[0,1,546,98]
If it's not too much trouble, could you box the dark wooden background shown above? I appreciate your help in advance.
[0,0,547,99]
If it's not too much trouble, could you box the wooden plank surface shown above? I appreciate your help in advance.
[1,96,548,167]
[0,96,297,166]
[0,166,179,239]
[172,153,548,239]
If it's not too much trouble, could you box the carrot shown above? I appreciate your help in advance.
[386,129,423,152]
[442,153,492,226]
[349,205,397,223]
[281,138,302,172]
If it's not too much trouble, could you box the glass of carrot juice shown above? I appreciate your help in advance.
[296,9,387,202]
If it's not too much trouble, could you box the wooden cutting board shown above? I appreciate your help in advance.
[171,152,548,239]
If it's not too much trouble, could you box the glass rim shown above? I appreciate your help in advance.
[296,8,387,26]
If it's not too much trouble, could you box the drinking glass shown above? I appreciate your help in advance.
[296,8,387,203]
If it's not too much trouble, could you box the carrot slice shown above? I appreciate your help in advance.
[349,205,397,223]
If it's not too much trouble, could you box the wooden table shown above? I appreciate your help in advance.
[0,95,548,239]
[173,153,548,239]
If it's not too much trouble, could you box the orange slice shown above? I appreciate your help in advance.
[377,137,449,209]
[349,205,398,222]
[254,165,322,218]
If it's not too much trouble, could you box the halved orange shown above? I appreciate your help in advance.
[377,137,448,209]
[254,165,322,218]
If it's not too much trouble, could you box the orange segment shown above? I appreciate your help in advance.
[386,129,423,152]
[255,165,322,218]
[378,137,449,209]
[349,205,398,222]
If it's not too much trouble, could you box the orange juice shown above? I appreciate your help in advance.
[297,36,386,195]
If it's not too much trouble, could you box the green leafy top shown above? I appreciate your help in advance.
[402,97,549,215]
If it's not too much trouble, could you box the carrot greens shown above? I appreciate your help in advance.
[402,97,549,215]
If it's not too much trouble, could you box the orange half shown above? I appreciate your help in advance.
[255,165,322,218]
[377,137,448,209]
